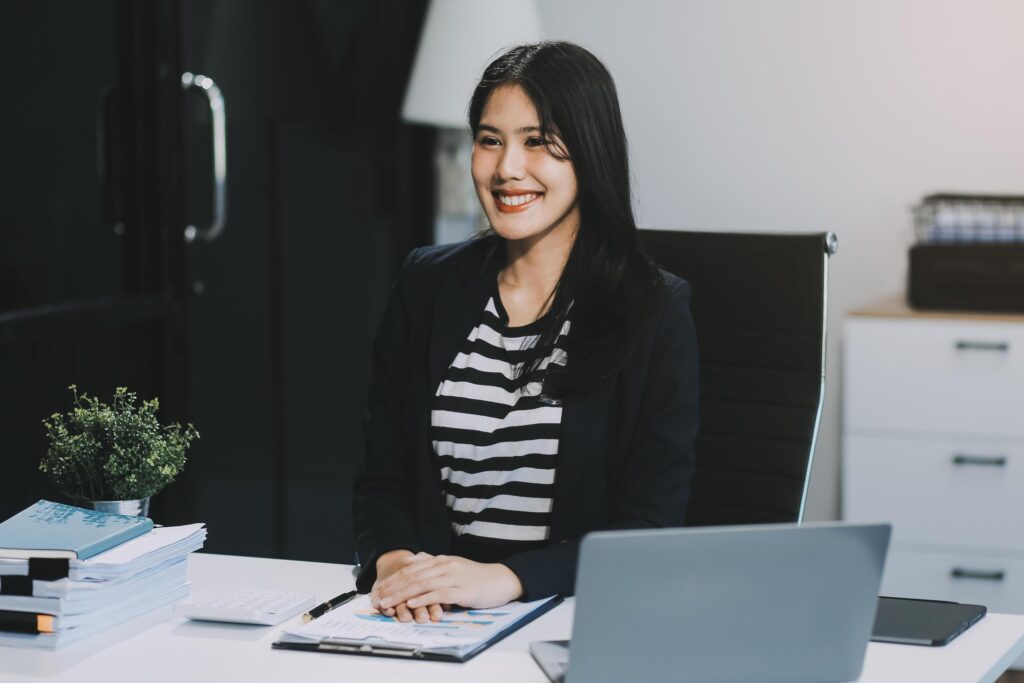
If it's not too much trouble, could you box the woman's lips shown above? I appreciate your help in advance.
[493,191,541,214]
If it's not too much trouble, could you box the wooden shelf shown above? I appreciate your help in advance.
[850,294,1024,324]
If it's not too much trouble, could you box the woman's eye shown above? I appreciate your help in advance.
[477,136,500,147]
[525,137,550,147]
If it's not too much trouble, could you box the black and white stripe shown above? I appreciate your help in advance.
[432,296,569,544]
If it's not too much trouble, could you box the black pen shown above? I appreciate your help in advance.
[302,590,358,623]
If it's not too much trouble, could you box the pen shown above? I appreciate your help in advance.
[302,590,358,623]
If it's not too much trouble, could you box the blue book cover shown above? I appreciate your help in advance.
[0,501,153,561]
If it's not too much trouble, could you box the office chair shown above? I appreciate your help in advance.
[637,229,837,526]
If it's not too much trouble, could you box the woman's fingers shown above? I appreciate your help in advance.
[378,565,453,607]
[377,601,440,622]
[387,564,448,594]
[406,589,459,610]
[369,591,396,615]
[379,576,452,610]
[378,556,448,592]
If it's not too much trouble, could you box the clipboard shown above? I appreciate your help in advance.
[271,594,563,663]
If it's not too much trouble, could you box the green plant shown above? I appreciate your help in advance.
[40,385,199,501]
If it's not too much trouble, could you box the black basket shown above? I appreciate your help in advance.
[909,243,1024,313]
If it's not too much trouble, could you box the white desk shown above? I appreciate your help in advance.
[2,553,1024,682]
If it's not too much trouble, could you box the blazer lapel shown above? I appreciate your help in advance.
[428,239,503,390]
[552,380,613,540]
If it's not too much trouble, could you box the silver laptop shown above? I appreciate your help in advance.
[531,522,891,683]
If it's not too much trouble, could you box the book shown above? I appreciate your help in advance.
[0,560,188,632]
[0,583,190,649]
[0,556,188,614]
[0,500,153,561]
[273,593,563,662]
[0,523,204,583]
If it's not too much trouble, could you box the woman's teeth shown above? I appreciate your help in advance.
[498,193,537,206]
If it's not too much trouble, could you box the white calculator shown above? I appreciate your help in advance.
[176,588,317,625]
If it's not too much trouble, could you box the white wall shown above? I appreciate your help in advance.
[538,0,1024,519]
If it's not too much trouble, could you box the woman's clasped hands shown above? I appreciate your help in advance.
[369,549,523,623]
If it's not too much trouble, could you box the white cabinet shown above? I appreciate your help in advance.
[842,298,1024,665]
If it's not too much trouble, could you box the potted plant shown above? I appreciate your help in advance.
[40,385,199,517]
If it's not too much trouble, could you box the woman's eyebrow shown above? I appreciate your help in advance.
[477,124,542,135]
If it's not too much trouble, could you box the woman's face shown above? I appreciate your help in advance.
[471,85,580,250]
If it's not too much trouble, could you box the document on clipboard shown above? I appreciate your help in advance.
[272,593,562,662]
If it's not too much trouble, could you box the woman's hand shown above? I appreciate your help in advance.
[370,550,444,623]
[374,555,524,612]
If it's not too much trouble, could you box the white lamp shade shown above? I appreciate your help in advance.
[402,0,543,129]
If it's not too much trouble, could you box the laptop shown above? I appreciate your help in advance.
[531,522,891,683]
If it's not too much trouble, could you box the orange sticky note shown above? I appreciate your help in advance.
[37,615,55,633]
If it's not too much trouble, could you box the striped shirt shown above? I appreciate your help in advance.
[431,288,570,552]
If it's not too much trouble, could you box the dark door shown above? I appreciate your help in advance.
[1,0,432,563]
[0,1,190,522]
[176,0,433,562]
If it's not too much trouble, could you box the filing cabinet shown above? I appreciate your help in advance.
[842,297,1024,664]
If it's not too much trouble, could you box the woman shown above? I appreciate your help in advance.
[354,41,698,624]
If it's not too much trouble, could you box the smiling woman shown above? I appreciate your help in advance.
[471,84,580,254]
[353,41,699,625]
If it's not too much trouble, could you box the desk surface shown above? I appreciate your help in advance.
[2,553,1024,682]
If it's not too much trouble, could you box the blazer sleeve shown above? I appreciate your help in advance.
[502,279,700,599]
[353,250,424,591]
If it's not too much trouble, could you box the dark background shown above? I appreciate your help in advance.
[0,0,434,565]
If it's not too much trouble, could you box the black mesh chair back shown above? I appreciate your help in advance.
[637,229,836,526]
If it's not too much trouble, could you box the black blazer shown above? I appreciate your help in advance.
[353,235,699,599]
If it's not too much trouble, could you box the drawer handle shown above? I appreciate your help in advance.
[955,340,1010,352]
[951,568,1005,581]
[952,454,1008,467]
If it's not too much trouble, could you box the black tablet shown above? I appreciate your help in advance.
[872,596,987,646]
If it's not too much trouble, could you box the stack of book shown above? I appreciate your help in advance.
[0,500,206,649]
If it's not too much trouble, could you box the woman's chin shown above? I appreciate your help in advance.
[490,223,541,243]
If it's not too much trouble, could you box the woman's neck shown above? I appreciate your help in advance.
[497,228,576,325]
[501,223,575,285]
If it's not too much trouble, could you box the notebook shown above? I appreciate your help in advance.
[531,522,891,683]
[0,500,153,561]
[0,523,206,585]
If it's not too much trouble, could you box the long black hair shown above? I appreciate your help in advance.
[469,41,664,396]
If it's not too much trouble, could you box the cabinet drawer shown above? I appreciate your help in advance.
[844,318,1024,437]
[882,548,1024,616]
[843,434,1024,552]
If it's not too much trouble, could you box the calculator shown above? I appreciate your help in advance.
[176,588,317,625]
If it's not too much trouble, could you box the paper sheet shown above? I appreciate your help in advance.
[79,524,205,565]
[280,594,556,651]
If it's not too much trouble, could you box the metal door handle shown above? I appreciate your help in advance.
[952,454,1008,467]
[181,72,227,243]
[954,340,1009,352]
[951,568,1005,581]
[97,84,124,236]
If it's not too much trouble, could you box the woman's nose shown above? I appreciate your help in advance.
[495,143,525,180]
